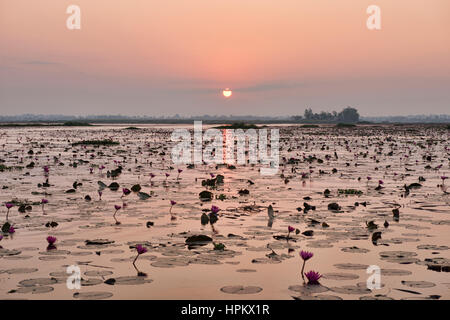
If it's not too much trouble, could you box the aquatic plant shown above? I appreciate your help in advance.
[211,205,220,214]
[47,236,57,245]
[113,205,121,225]
[121,188,131,198]
[300,250,314,281]
[177,169,183,180]
[170,200,176,219]
[72,140,119,146]
[133,244,148,276]
[213,243,226,251]
[304,270,322,285]
[4,203,13,221]
[46,236,57,250]
[287,226,295,239]
[41,198,48,213]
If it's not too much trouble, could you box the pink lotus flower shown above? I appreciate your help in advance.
[287,225,295,239]
[300,250,314,281]
[135,244,148,255]
[5,203,13,221]
[41,198,48,213]
[0,235,3,241]
[300,250,313,261]
[47,236,57,245]
[211,205,220,214]
[210,173,215,178]
[8,226,15,234]
[98,191,102,200]
[169,200,176,218]
[378,180,384,185]
[132,244,148,276]
[113,205,121,224]
[122,188,131,197]
[304,270,322,285]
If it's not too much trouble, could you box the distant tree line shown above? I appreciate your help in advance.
[291,107,360,123]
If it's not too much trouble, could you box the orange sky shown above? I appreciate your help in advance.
[1,0,449,116]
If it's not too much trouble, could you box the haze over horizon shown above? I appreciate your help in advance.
[1,0,449,117]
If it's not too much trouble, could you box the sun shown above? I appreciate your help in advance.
[222,88,232,98]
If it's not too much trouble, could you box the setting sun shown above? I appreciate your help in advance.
[222,89,232,98]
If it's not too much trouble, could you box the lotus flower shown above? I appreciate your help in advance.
[113,205,121,224]
[300,250,313,261]
[41,198,48,213]
[169,200,176,218]
[47,236,57,245]
[304,270,322,285]
[287,225,295,239]
[211,205,220,214]
[133,244,148,276]
[5,203,13,220]
[300,250,314,281]
[98,191,102,200]
[121,188,131,198]
[135,244,148,255]
[8,226,15,234]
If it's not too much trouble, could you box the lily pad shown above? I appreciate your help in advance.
[73,291,113,300]
[401,281,436,288]
[220,285,263,294]
[322,273,359,280]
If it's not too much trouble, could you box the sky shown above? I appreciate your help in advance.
[1,0,449,117]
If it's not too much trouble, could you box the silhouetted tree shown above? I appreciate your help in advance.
[338,107,360,123]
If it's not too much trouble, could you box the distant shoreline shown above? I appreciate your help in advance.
[0,121,448,127]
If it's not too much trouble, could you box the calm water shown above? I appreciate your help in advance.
[0,124,449,300]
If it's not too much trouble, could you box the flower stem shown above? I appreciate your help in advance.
[301,260,306,282]
[133,253,139,267]
[113,210,119,224]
